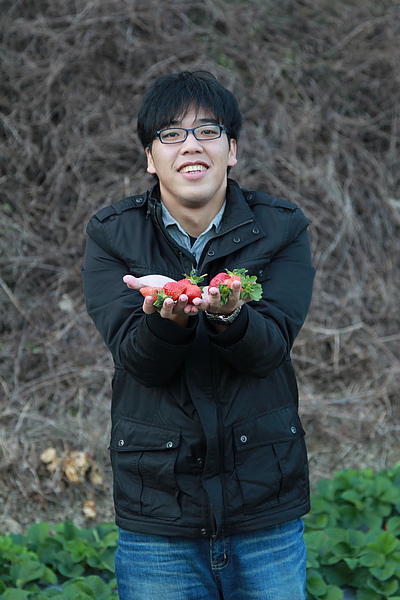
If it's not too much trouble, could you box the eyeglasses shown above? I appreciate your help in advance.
[155,124,226,144]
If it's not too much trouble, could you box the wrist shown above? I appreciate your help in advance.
[204,305,242,325]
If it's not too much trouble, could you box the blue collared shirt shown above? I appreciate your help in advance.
[161,202,226,265]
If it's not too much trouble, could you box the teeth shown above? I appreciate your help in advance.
[180,165,207,173]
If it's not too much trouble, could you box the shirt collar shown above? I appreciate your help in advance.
[161,201,226,237]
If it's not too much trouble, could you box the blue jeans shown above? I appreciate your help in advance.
[115,518,306,599]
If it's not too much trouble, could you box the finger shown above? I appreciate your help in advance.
[123,274,141,289]
[159,297,175,317]
[176,294,189,311]
[142,296,157,314]
[183,303,199,315]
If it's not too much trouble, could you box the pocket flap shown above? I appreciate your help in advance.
[110,417,180,452]
[233,405,305,452]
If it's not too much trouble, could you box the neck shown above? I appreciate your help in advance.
[162,199,225,238]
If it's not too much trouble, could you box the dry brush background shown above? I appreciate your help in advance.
[1,0,400,533]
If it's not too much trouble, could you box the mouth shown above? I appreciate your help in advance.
[178,163,208,174]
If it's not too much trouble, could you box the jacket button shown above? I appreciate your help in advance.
[166,441,173,448]
[233,237,241,243]
[291,426,297,434]
[118,440,124,447]
[207,250,215,256]
[197,457,204,466]
[247,194,253,200]
[252,228,260,235]
[240,435,248,443]
[200,528,207,536]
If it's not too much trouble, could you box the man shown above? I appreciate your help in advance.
[82,70,315,599]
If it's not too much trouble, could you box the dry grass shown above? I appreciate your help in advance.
[1,0,400,532]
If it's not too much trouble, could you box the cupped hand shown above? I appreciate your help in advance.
[193,280,244,314]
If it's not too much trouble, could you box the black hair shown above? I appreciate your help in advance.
[137,70,243,149]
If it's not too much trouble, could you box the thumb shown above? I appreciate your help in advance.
[123,274,141,289]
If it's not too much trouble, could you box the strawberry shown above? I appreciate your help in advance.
[184,283,202,303]
[163,280,188,301]
[209,268,263,305]
[209,272,231,288]
[139,286,163,300]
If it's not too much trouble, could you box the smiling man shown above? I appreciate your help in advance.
[82,71,315,599]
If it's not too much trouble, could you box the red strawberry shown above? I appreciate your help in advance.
[224,274,243,290]
[209,269,263,305]
[184,283,202,303]
[209,272,231,288]
[163,280,187,301]
[139,286,163,301]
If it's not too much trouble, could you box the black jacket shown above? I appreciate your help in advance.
[82,179,315,539]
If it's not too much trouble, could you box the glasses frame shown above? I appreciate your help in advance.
[155,124,226,144]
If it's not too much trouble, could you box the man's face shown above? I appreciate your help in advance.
[145,107,237,214]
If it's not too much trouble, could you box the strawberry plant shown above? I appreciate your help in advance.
[1,465,400,599]
[304,463,400,600]
[0,521,118,599]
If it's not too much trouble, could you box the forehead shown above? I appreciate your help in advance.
[169,106,218,126]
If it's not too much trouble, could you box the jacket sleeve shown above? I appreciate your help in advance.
[206,208,315,378]
[82,222,198,387]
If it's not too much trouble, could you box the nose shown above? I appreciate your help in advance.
[179,131,204,153]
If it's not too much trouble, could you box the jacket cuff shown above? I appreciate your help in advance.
[205,304,248,345]
[146,312,198,344]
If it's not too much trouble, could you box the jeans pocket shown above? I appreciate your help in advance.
[110,416,181,520]
[233,405,307,513]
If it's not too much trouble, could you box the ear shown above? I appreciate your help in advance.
[228,139,238,168]
[145,147,156,174]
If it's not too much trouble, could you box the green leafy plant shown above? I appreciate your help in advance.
[0,521,118,599]
[1,465,400,599]
[305,463,400,600]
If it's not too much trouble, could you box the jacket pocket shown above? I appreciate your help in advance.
[109,416,181,520]
[233,405,308,514]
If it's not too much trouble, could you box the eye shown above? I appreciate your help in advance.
[162,129,181,140]
[199,126,220,137]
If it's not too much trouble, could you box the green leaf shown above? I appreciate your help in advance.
[370,561,396,581]
[340,490,365,511]
[359,551,385,568]
[0,590,30,599]
[323,585,343,600]
[367,576,399,595]
[356,589,382,600]
[306,573,327,596]
[10,560,46,588]
[343,558,359,570]
[26,522,51,546]
[386,517,400,536]
[367,532,398,556]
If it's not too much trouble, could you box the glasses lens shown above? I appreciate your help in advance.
[194,125,222,140]
[159,128,186,143]
[158,125,223,143]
